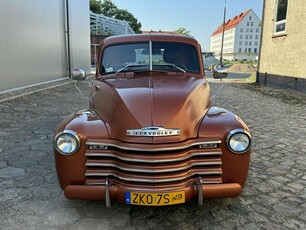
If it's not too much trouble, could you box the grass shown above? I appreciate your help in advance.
[223,60,258,67]
[246,73,256,82]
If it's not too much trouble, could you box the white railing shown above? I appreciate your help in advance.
[90,11,134,35]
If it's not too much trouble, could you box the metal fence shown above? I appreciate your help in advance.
[90,11,134,35]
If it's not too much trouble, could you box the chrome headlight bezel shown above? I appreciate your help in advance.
[54,130,80,155]
[226,129,251,154]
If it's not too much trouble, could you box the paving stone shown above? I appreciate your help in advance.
[273,202,301,216]
[43,207,80,226]
[298,212,306,221]
[0,161,7,169]
[111,212,130,227]
[283,219,305,230]
[69,218,112,230]
[0,166,25,179]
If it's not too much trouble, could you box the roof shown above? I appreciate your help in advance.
[142,30,179,35]
[100,34,199,47]
[211,9,251,37]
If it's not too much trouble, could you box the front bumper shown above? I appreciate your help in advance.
[64,181,242,206]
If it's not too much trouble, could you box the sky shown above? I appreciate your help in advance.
[111,0,263,51]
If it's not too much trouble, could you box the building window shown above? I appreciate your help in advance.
[250,28,253,33]
[251,22,254,26]
[256,29,259,33]
[240,35,243,39]
[249,16,252,20]
[245,48,247,53]
[245,41,248,45]
[275,0,288,34]
[239,41,242,45]
[254,48,257,53]
[248,48,252,53]
[239,48,242,53]
[246,35,249,39]
[246,28,249,32]
[240,28,243,32]
[250,35,253,39]
[255,35,259,39]
[249,42,252,46]
[247,22,250,26]
[255,42,258,46]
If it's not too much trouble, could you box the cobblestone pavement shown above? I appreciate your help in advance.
[0,80,305,230]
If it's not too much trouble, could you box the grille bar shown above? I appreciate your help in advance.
[85,168,222,183]
[86,140,221,152]
[85,158,221,173]
[85,149,221,163]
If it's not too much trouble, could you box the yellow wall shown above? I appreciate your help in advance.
[259,0,306,78]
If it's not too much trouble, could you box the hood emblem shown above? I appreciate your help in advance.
[127,126,181,137]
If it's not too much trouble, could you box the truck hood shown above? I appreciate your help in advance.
[91,74,210,143]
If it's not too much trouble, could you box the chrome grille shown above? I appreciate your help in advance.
[85,140,223,187]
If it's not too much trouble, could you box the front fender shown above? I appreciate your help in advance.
[54,110,109,190]
[198,107,251,187]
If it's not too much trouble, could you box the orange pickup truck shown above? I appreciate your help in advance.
[54,34,251,207]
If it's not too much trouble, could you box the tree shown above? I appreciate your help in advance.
[90,0,102,14]
[100,0,117,17]
[113,9,142,34]
[176,27,191,36]
[90,0,142,34]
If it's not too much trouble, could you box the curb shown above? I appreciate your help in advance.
[0,74,95,103]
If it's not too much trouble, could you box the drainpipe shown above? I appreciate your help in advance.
[65,0,72,78]
[256,0,266,83]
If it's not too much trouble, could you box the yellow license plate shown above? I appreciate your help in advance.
[125,191,185,206]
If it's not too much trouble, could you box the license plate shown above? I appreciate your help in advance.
[125,191,185,206]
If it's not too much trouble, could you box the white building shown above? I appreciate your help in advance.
[210,9,261,61]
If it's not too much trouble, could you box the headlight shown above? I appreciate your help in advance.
[54,130,80,155]
[226,129,251,154]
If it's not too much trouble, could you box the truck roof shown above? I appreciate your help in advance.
[101,34,200,47]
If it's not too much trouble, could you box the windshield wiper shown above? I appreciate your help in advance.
[116,64,148,73]
[153,63,186,73]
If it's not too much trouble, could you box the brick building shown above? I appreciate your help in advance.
[257,0,306,93]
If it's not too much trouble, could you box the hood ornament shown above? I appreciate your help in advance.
[127,126,181,137]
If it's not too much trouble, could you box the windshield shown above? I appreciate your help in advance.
[100,42,200,74]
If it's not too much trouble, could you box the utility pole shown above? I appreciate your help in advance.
[220,0,227,67]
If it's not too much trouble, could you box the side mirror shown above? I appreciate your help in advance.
[212,66,228,79]
[72,68,86,81]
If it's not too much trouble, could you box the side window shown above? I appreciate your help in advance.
[275,0,288,34]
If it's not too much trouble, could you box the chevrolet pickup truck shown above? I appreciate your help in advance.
[54,34,251,206]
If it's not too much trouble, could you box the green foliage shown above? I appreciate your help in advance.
[175,27,191,36]
[90,0,102,14]
[93,27,113,36]
[100,0,117,17]
[90,0,142,34]
[113,9,142,34]
[223,60,258,66]
[247,73,257,82]
[223,60,232,66]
